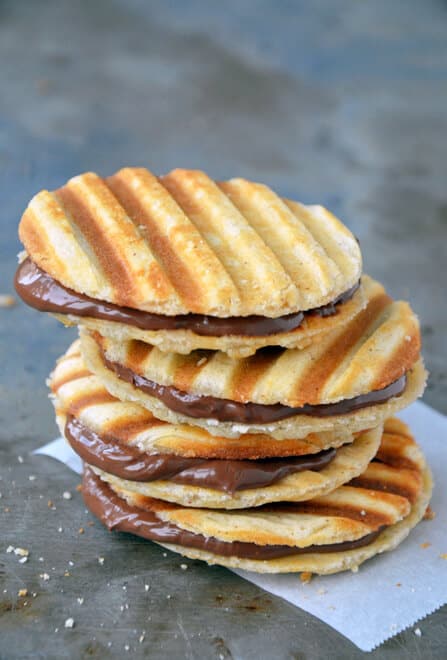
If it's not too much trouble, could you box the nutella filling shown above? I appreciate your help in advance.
[14,258,360,337]
[66,415,336,493]
[103,353,408,423]
[83,467,384,560]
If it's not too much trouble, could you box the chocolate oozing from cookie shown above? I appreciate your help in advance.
[83,467,383,560]
[65,415,336,493]
[101,353,408,424]
[15,258,360,337]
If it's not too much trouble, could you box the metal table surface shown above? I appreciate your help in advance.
[1,1,446,658]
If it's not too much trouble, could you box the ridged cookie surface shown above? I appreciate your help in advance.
[88,275,420,406]
[19,167,361,317]
[50,340,360,458]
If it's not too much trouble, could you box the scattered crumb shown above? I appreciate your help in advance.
[162,553,167,557]
[58,528,63,533]
[180,563,188,571]
[317,588,327,595]
[166,594,172,600]
[139,633,145,644]
[18,456,24,464]
[18,589,28,597]
[6,545,14,553]
[76,484,82,492]
[98,557,105,565]
[78,528,84,535]
[0,294,16,307]
[14,547,29,557]
[19,556,28,564]
[144,584,150,592]
[396,583,402,587]
[64,617,75,629]
[77,597,84,605]
[64,571,70,577]
[28,475,36,481]
[414,628,422,637]
[87,521,94,527]
[420,542,431,549]
[440,554,447,560]
[124,645,130,652]
[47,500,53,508]
[40,573,50,581]
[68,561,74,567]
[423,506,435,520]
[63,492,72,500]
[38,557,44,562]
[300,572,313,584]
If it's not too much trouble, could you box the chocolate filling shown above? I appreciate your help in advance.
[103,354,408,423]
[66,415,336,493]
[83,467,383,560]
[14,258,359,337]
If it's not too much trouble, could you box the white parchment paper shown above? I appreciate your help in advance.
[34,401,447,651]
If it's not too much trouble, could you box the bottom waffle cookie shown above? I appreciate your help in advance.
[83,419,432,574]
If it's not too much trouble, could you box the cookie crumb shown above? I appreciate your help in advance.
[423,506,435,520]
[98,557,105,565]
[64,618,75,629]
[0,294,16,307]
[40,573,50,581]
[414,628,422,637]
[14,547,29,557]
[77,597,84,605]
[18,589,28,597]
[63,492,72,500]
[300,572,312,584]
[439,553,447,560]
[420,542,431,549]
[180,563,188,571]
[78,527,84,534]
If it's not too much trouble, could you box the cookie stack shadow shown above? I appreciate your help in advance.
[16,167,432,575]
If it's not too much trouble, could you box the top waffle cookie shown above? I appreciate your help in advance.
[18,167,361,318]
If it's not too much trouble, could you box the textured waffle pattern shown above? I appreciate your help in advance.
[110,416,426,548]
[91,275,421,406]
[50,340,358,459]
[19,167,361,316]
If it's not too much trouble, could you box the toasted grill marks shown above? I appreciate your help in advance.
[161,169,298,309]
[293,288,391,404]
[283,502,392,528]
[50,368,91,391]
[231,348,284,402]
[55,178,139,304]
[67,391,117,415]
[171,353,211,392]
[219,180,341,306]
[102,416,160,442]
[106,169,206,310]
[125,339,154,373]
[351,464,422,504]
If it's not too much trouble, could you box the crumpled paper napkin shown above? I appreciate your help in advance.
[34,401,447,651]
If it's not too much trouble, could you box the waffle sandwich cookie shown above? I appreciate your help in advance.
[15,167,363,357]
[50,341,381,509]
[79,276,426,440]
[82,418,432,574]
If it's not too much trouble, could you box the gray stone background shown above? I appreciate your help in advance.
[0,1,446,658]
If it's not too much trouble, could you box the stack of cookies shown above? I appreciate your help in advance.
[15,167,432,575]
